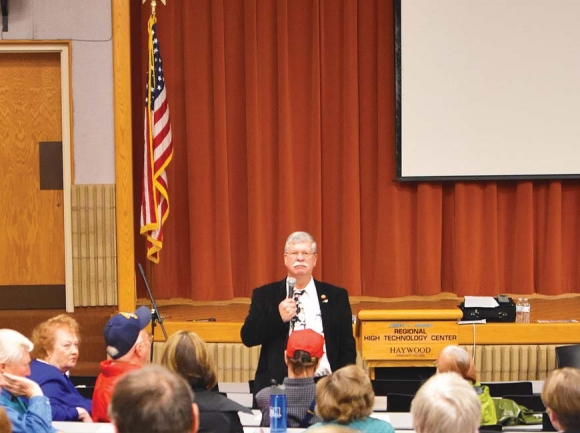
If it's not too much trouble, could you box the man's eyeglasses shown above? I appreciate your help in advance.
[285,251,314,258]
[137,335,154,346]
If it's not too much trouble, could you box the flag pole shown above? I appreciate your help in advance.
[142,0,166,16]
[140,0,174,264]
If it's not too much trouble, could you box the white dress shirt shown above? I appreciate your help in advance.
[288,277,332,377]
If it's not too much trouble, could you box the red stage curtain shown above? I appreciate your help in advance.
[131,0,580,300]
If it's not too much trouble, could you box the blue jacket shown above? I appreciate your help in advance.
[1,389,57,433]
[28,359,92,421]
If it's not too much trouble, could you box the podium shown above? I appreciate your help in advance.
[357,309,462,379]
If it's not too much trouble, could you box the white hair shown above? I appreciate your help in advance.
[411,372,481,433]
[440,345,471,364]
[0,329,33,364]
[284,231,317,253]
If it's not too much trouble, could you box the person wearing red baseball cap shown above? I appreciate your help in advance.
[256,329,325,429]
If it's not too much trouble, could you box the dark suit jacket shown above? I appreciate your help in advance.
[240,278,357,394]
[191,388,251,433]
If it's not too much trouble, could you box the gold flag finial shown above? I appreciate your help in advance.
[142,0,166,16]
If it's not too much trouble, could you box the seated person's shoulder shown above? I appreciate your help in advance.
[255,387,270,407]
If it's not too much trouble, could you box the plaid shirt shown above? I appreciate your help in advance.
[256,376,322,428]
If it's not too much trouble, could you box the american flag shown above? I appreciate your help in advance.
[140,15,173,264]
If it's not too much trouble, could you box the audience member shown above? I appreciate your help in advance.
[541,367,580,433]
[29,314,92,422]
[308,365,394,433]
[109,364,199,433]
[92,306,152,422]
[411,371,481,433]
[160,330,250,433]
[241,231,356,395]
[256,329,323,428]
[0,407,12,433]
[436,345,497,425]
[0,329,57,433]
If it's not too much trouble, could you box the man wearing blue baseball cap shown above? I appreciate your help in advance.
[91,306,152,422]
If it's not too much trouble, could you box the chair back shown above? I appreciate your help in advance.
[374,366,436,381]
[481,381,533,397]
[70,375,97,399]
[542,412,557,432]
[70,375,97,387]
[371,379,423,396]
[479,424,502,432]
[555,344,580,368]
[386,393,414,412]
[502,394,545,412]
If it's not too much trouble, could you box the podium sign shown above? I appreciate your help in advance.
[357,309,462,371]
[361,321,458,361]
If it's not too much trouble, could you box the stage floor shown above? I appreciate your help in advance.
[2,293,578,375]
[149,293,580,323]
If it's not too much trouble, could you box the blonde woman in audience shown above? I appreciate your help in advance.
[435,345,497,425]
[541,367,580,433]
[29,314,92,422]
[307,365,394,433]
[411,372,481,433]
[160,331,251,433]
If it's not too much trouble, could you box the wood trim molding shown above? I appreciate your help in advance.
[358,309,463,321]
[112,0,136,313]
[155,320,580,346]
[458,322,580,345]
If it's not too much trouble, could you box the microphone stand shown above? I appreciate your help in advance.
[137,263,168,362]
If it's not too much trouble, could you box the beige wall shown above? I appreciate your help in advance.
[3,0,115,185]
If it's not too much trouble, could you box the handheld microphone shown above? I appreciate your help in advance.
[287,277,296,298]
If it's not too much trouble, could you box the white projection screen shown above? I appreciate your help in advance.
[395,0,580,180]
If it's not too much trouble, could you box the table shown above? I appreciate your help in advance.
[53,422,115,433]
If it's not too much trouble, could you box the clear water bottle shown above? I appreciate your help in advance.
[269,381,287,433]
[516,298,523,323]
[522,298,530,323]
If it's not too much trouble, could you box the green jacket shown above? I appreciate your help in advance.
[473,382,498,425]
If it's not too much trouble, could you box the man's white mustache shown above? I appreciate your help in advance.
[293,262,306,268]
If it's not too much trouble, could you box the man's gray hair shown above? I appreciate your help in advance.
[0,329,33,364]
[284,231,317,253]
[411,372,481,433]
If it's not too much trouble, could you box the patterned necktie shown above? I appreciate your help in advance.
[292,290,306,330]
